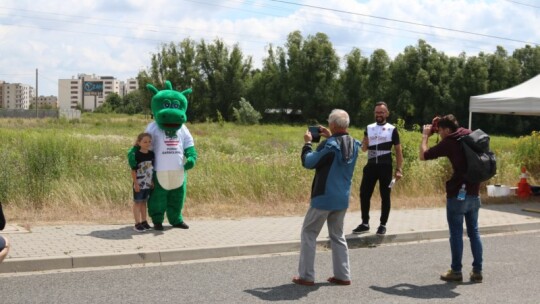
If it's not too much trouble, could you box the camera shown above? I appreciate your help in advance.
[429,116,441,135]
[308,126,321,143]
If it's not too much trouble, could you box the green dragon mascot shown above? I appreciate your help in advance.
[128,80,197,230]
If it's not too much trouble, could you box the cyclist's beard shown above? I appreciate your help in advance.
[375,116,386,124]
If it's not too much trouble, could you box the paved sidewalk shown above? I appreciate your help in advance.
[1,202,539,274]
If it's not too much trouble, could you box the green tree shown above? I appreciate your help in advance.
[104,92,122,111]
[197,39,252,121]
[225,45,252,116]
[285,31,340,122]
[362,49,391,125]
[122,91,145,114]
[389,40,451,124]
[486,46,519,91]
[284,31,305,115]
[248,46,284,111]
[447,53,468,120]
[136,69,154,113]
[512,45,540,81]
[149,40,198,88]
[147,39,200,119]
[338,48,367,125]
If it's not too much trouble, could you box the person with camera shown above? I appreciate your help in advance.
[352,101,403,235]
[419,115,483,283]
[292,109,361,286]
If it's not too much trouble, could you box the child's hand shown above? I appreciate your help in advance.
[134,183,140,192]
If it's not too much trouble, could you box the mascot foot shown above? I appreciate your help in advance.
[153,223,164,231]
[172,222,189,229]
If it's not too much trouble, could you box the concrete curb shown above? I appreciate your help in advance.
[2,222,539,274]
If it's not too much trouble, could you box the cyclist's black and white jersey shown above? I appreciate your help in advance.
[364,122,400,165]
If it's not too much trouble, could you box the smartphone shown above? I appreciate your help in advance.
[308,126,321,143]
[388,178,396,188]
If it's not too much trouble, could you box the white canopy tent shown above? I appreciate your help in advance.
[468,74,540,129]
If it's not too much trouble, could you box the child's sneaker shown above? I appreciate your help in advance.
[376,225,387,235]
[133,223,145,232]
[440,269,463,282]
[470,271,483,283]
[141,221,152,230]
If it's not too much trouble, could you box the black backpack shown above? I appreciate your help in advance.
[458,129,497,183]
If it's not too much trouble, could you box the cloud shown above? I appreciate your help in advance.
[0,0,538,96]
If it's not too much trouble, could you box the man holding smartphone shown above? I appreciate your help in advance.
[293,109,361,286]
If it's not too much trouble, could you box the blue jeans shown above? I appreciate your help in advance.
[446,196,483,273]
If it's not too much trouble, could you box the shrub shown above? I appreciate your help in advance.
[232,98,262,125]
[216,110,225,127]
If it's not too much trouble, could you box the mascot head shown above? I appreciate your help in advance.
[147,80,192,136]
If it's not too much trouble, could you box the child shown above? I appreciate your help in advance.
[130,133,155,232]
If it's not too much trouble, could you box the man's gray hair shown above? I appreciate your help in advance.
[328,109,350,128]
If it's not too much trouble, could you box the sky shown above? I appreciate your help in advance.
[1,0,539,96]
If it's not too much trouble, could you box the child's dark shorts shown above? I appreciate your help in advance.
[133,188,151,203]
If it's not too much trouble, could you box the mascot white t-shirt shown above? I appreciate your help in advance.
[145,122,194,190]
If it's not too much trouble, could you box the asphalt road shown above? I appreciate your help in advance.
[1,231,539,303]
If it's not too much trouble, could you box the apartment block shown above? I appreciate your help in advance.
[58,74,139,111]
[33,95,58,108]
[0,81,35,109]
[122,78,139,96]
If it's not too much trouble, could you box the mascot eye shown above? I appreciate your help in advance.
[172,104,179,109]
[163,102,171,108]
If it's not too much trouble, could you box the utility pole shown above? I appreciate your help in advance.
[35,68,38,117]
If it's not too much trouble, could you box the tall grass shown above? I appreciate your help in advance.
[513,131,540,180]
[0,115,535,223]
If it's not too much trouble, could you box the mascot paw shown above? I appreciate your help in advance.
[184,157,195,170]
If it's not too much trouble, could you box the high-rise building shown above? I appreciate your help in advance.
[121,78,139,97]
[0,81,35,109]
[58,74,138,111]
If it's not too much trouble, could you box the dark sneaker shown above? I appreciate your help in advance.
[172,222,189,229]
[153,223,164,231]
[133,223,145,233]
[440,270,463,282]
[470,271,483,283]
[376,225,386,235]
[141,221,152,230]
[352,224,369,234]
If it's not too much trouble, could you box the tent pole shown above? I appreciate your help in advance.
[468,111,472,129]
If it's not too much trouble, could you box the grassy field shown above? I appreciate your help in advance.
[0,114,535,225]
